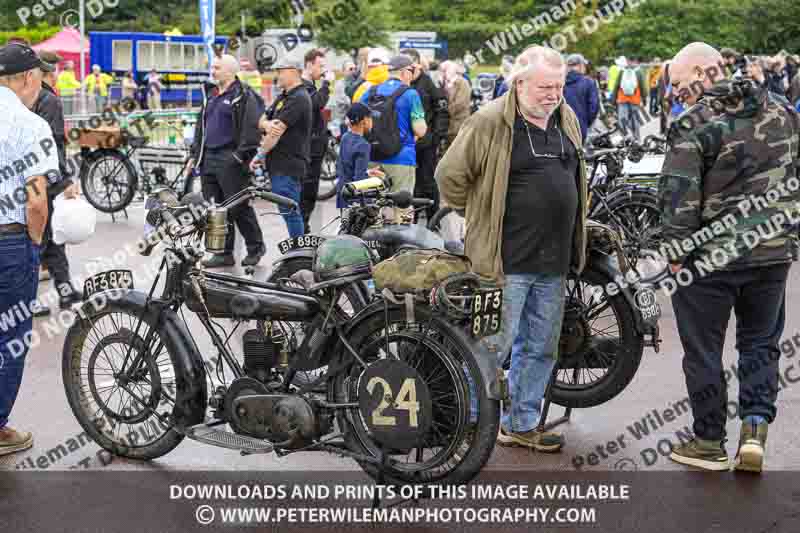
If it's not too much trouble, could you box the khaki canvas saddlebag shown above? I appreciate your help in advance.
[372,248,472,295]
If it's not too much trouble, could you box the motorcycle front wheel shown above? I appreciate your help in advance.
[332,304,500,487]
[62,303,186,460]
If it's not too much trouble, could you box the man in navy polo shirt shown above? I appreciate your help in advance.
[187,55,265,268]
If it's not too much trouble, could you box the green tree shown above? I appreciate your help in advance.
[306,0,392,55]
[743,0,800,53]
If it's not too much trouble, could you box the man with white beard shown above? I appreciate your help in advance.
[435,45,588,452]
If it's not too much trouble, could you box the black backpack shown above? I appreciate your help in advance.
[365,84,410,161]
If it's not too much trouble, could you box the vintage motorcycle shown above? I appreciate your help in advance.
[62,185,503,487]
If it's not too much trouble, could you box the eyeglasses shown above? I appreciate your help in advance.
[517,105,567,161]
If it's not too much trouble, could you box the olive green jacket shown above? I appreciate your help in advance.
[435,88,589,284]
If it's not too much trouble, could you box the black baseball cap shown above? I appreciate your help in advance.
[346,102,377,124]
[0,43,47,75]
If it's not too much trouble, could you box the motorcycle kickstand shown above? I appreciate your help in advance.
[372,442,388,509]
[537,364,573,432]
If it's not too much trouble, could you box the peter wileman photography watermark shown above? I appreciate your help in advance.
[16,0,120,28]
[571,329,800,470]
[464,0,651,67]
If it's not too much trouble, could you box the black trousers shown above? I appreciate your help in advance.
[671,263,790,441]
[41,197,73,294]
[201,148,264,256]
[301,154,324,233]
[413,145,439,222]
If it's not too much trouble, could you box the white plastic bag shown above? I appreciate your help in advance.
[52,195,97,245]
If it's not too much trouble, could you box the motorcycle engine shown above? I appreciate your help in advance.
[220,323,331,448]
[223,378,328,449]
[242,327,283,383]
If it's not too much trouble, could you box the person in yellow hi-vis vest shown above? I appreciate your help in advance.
[83,64,114,112]
[56,61,82,116]
[237,59,263,94]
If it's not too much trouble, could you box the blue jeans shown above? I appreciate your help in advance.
[270,175,304,238]
[481,273,566,433]
[0,234,40,429]
[618,103,642,140]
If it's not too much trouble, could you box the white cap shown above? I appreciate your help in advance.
[615,56,628,68]
[367,48,391,66]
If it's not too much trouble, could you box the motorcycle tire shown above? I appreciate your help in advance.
[596,189,662,265]
[332,303,500,487]
[550,266,645,408]
[62,302,190,460]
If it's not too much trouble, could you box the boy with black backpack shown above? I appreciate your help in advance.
[359,54,427,222]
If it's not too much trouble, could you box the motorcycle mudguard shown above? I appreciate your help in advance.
[66,289,207,430]
[585,251,649,335]
[326,301,504,401]
[272,248,315,268]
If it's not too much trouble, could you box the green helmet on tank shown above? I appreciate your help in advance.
[313,235,374,282]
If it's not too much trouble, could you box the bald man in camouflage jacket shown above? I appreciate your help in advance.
[658,42,800,473]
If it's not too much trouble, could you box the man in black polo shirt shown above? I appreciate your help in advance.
[300,49,335,233]
[255,60,311,238]
[187,54,265,268]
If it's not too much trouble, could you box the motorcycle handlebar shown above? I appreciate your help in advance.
[258,190,298,211]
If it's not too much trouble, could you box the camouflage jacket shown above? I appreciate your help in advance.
[658,79,800,271]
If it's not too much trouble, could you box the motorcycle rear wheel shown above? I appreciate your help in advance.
[332,304,500,487]
[550,267,644,408]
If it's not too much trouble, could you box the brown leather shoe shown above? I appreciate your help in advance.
[0,426,33,456]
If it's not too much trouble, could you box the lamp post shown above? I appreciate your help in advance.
[79,0,85,113]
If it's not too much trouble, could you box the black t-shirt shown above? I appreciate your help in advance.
[502,112,579,275]
[266,84,312,179]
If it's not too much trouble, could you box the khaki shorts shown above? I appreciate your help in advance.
[380,164,416,193]
[369,163,416,223]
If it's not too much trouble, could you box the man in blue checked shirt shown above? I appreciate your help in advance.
[0,43,58,457]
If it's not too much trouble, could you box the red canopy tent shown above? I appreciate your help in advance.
[32,28,90,79]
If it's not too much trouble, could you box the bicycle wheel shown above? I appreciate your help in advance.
[320,141,338,181]
[81,150,138,213]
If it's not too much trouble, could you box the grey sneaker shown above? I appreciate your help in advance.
[497,426,563,453]
[669,438,729,471]
[734,420,768,473]
[0,426,33,456]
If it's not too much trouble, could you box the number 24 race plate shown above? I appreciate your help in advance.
[83,270,134,299]
[471,288,503,339]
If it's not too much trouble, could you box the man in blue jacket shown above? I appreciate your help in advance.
[563,54,599,142]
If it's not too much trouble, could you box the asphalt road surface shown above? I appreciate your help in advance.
[3,119,799,475]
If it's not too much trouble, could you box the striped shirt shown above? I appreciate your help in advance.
[0,86,58,226]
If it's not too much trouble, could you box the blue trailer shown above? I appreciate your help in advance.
[89,31,228,106]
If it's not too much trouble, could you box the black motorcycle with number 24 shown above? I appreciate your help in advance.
[61,186,503,488]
